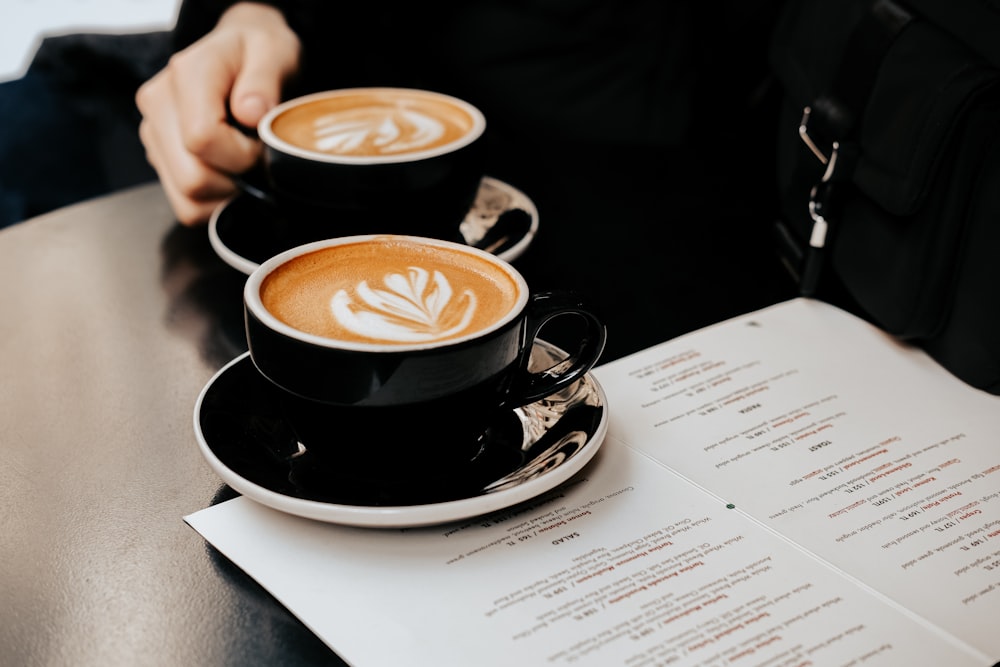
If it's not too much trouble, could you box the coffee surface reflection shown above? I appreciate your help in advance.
[259,237,522,345]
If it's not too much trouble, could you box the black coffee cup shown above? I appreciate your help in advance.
[236,87,487,242]
[243,235,606,498]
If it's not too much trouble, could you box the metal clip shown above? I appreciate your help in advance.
[800,140,840,297]
[799,106,831,165]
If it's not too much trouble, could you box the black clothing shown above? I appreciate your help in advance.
[172,0,782,151]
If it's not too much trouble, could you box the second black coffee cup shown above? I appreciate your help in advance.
[236,87,487,242]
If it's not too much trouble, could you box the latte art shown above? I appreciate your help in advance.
[314,109,447,156]
[259,237,522,346]
[331,267,477,342]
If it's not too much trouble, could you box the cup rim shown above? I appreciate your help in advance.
[245,234,530,352]
[258,87,487,165]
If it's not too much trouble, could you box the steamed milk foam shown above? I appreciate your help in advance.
[269,89,477,158]
[260,238,521,345]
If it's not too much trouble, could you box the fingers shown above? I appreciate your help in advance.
[168,39,264,173]
[137,87,236,226]
[136,68,234,226]
[135,3,301,226]
[136,41,260,226]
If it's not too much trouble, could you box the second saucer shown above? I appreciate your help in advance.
[209,175,539,275]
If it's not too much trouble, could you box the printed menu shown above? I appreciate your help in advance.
[185,298,1000,666]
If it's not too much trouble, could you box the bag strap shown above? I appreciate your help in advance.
[799,0,913,161]
[797,0,913,295]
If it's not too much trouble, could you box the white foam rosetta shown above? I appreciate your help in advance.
[313,109,445,155]
[330,267,476,342]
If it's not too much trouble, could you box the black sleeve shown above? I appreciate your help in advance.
[171,1,323,52]
[171,0,239,51]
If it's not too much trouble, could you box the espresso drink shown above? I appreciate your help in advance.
[268,89,480,159]
[260,237,522,345]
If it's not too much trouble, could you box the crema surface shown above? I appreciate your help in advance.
[260,239,521,344]
[270,90,476,157]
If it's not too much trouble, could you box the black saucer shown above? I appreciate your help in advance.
[193,342,607,527]
[209,175,539,275]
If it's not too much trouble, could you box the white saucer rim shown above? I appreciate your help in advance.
[193,350,607,529]
[207,175,539,276]
[208,195,259,275]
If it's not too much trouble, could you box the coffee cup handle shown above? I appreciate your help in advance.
[225,108,279,207]
[511,291,607,404]
[230,162,279,207]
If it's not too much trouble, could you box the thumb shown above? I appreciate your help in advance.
[229,69,281,128]
[215,2,301,131]
[228,51,293,129]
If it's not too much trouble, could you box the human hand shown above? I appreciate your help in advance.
[136,2,301,226]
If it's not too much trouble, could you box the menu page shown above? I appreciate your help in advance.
[186,438,983,666]
[594,298,1000,657]
[185,298,1000,666]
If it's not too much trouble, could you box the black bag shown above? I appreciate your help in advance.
[770,0,1000,395]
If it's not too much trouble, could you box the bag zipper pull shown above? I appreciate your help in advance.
[800,141,840,297]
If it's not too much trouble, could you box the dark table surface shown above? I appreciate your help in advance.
[2,149,797,665]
